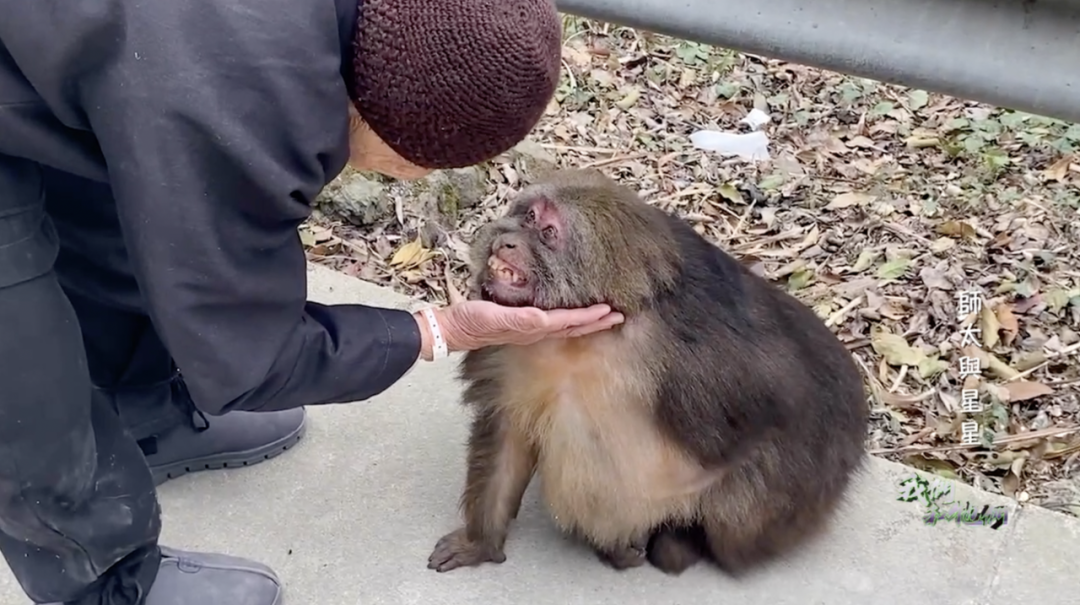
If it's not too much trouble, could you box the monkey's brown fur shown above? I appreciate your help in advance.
[427,168,868,576]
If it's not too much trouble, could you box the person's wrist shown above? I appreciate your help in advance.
[413,311,435,362]
[413,307,459,361]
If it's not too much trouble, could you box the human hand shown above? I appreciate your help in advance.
[414,301,624,360]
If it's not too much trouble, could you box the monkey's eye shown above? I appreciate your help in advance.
[525,209,537,223]
[541,225,557,241]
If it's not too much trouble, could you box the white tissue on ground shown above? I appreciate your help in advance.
[739,108,772,130]
[689,130,770,161]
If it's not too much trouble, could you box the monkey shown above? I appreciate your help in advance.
[426,168,868,577]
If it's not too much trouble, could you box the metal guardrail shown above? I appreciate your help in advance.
[556,0,1080,123]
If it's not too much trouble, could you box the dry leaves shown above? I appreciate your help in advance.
[1003,380,1055,402]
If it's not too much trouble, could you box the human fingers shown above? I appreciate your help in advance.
[540,304,614,331]
[548,311,625,339]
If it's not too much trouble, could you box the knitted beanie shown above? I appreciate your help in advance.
[349,0,563,169]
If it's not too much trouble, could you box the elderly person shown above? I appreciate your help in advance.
[0,0,623,603]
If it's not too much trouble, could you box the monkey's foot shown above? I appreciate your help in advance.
[427,528,506,573]
[647,529,705,575]
[595,542,648,571]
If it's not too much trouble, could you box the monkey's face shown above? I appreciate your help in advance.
[467,171,680,313]
[470,194,590,309]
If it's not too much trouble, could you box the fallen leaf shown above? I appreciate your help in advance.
[918,356,950,379]
[877,258,911,280]
[389,237,435,269]
[400,269,425,284]
[872,330,925,366]
[903,455,960,481]
[851,249,878,273]
[787,267,814,291]
[615,88,641,109]
[996,304,1019,345]
[905,135,940,148]
[298,225,317,247]
[930,237,956,253]
[1000,455,1027,498]
[847,135,877,149]
[717,183,746,205]
[980,305,1001,348]
[589,69,615,87]
[1012,292,1042,314]
[986,354,1021,380]
[883,391,931,410]
[1044,155,1073,182]
[937,220,976,240]
[758,207,778,228]
[825,192,875,210]
[919,266,952,290]
[1003,380,1054,402]
[1014,352,1046,372]
[677,67,697,88]
[907,89,930,111]
[1045,288,1071,312]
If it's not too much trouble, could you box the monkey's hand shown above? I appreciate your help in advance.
[427,527,507,572]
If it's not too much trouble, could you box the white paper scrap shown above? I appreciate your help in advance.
[739,108,772,130]
[689,130,770,161]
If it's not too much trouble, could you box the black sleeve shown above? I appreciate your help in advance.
[65,0,421,413]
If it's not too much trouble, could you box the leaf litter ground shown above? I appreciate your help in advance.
[304,17,1080,518]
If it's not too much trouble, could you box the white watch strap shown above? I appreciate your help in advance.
[420,307,449,361]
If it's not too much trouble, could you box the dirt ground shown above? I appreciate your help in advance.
[305,17,1080,518]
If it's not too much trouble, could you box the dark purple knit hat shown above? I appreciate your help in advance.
[349,0,564,170]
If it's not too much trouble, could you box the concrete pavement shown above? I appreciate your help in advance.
[3,262,1078,605]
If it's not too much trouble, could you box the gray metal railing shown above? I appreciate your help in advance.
[556,0,1080,123]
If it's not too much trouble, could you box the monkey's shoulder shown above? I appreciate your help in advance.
[649,213,768,336]
[655,211,849,353]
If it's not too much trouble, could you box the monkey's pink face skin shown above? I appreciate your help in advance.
[479,198,565,308]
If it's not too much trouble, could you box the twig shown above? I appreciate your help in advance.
[844,339,872,351]
[879,220,934,247]
[826,295,864,328]
[851,351,887,409]
[321,235,369,257]
[870,425,1080,455]
[1005,342,1080,382]
[560,58,576,91]
[730,228,807,253]
[540,144,620,154]
[889,365,908,393]
[648,184,713,206]
[582,152,648,169]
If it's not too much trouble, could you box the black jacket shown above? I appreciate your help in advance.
[0,0,423,414]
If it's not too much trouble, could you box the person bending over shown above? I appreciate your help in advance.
[0,0,622,603]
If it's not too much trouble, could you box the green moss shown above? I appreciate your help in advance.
[437,181,461,219]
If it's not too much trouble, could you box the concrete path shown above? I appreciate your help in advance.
[3,263,1078,605]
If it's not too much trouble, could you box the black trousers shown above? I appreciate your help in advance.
[0,155,194,604]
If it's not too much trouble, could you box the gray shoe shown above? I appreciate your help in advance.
[146,547,282,605]
[144,407,307,486]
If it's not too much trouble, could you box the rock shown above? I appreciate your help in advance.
[502,138,557,182]
[314,166,391,226]
[315,165,487,228]
[386,166,487,227]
